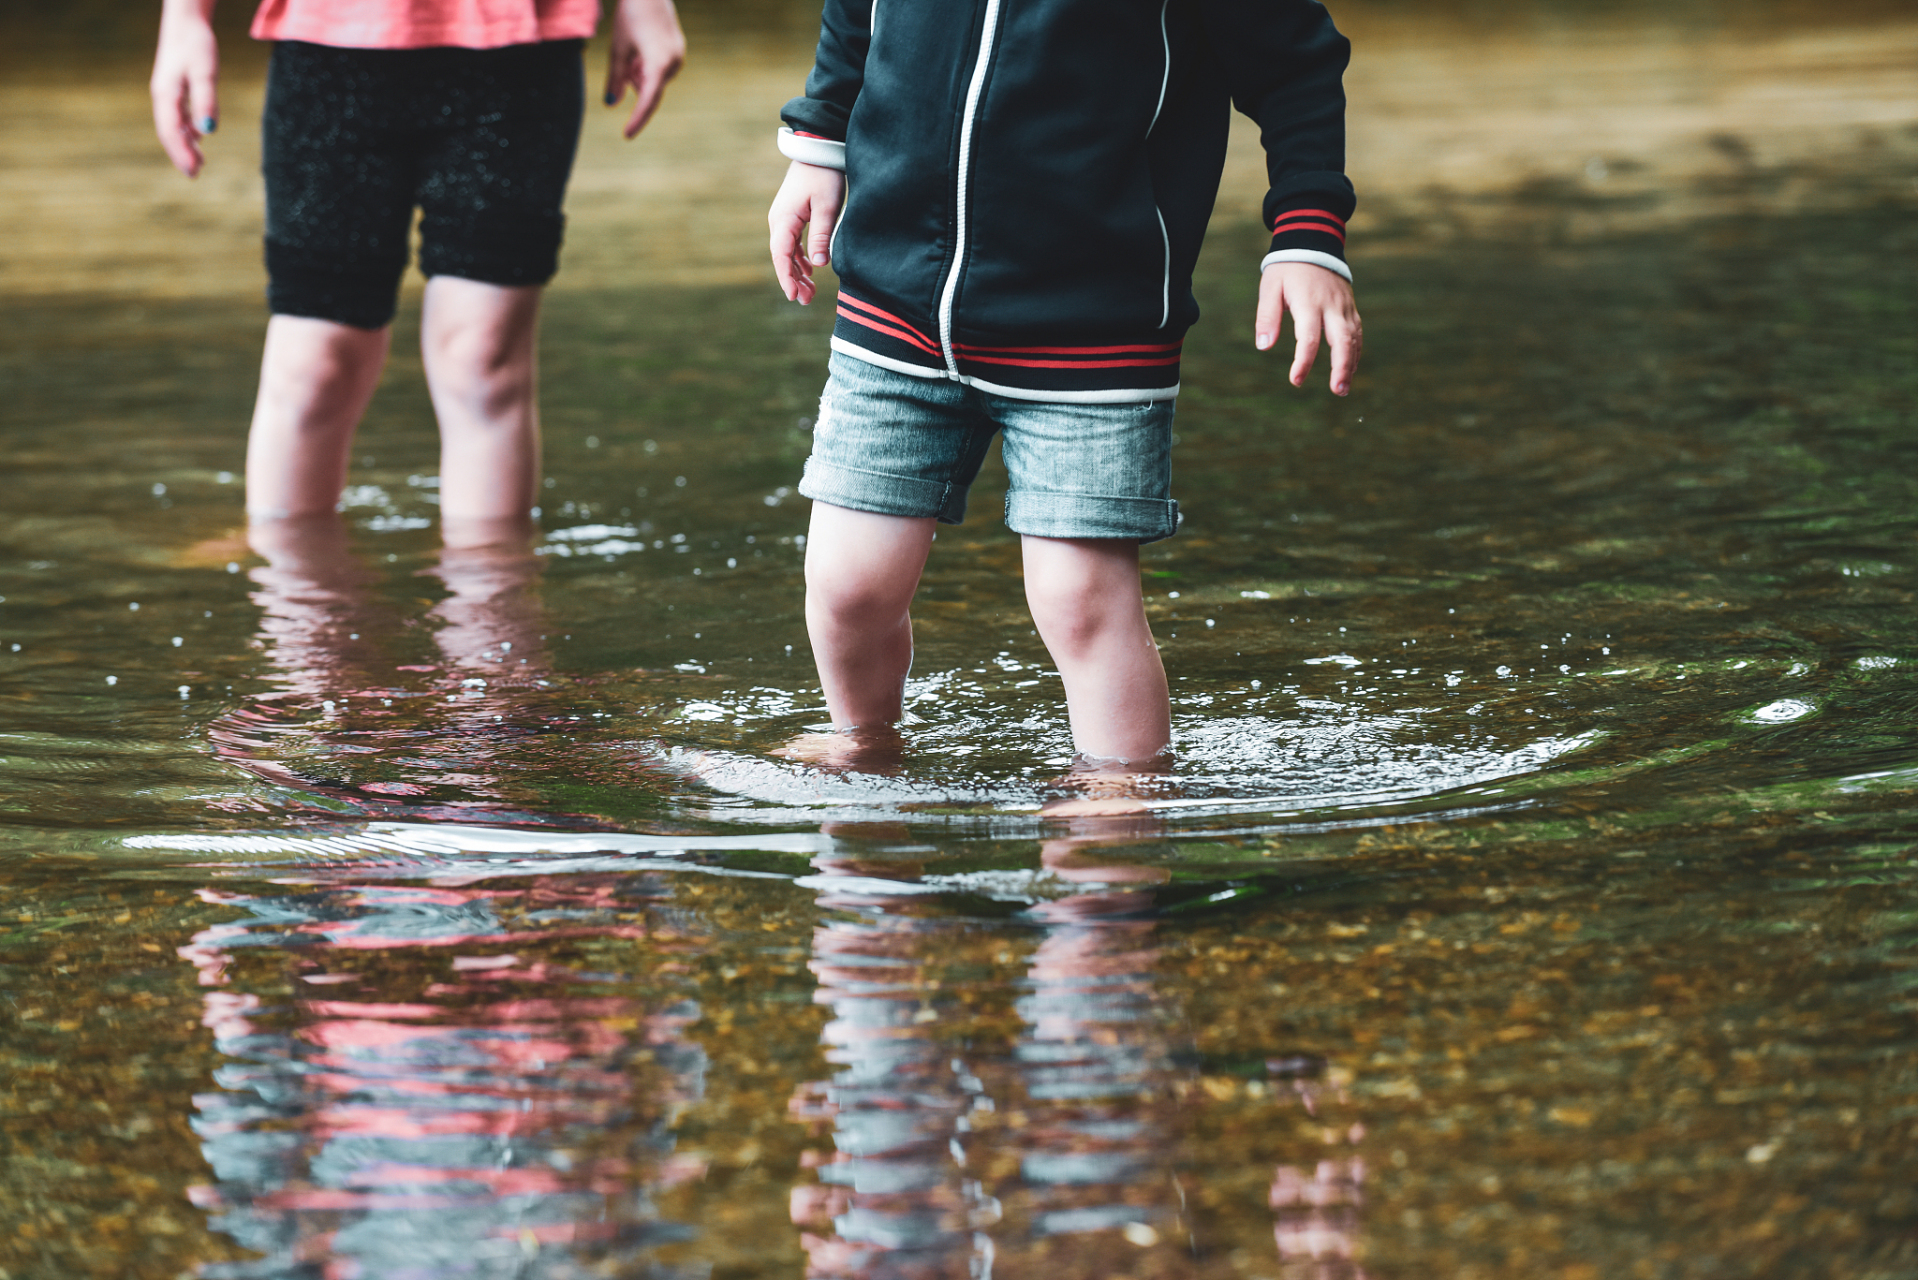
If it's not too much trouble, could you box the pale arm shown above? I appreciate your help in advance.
[150,0,220,177]
[603,0,685,139]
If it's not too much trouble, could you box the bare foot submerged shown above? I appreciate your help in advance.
[1039,794,1156,817]
[769,731,1179,810]
[771,725,908,774]
[767,732,1180,814]
[1040,752,1180,817]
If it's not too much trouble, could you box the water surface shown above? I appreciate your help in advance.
[3,1,1917,1276]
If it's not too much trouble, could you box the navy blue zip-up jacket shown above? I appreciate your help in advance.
[779,0,1353,402]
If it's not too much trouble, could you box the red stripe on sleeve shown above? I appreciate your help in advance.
[1270,219,1347,243]
[1274,208,1347,227]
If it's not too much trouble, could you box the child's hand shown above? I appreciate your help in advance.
[769,161,846,305]
[1255,262,1362,396]
[150,1,220,178]
[604,0,685,140]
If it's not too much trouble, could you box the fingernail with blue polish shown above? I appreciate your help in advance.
[201,116,217,133]
[603,90,618,106]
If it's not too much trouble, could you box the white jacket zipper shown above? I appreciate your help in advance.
[937,0,1006,378]
[1150,0,1172,329]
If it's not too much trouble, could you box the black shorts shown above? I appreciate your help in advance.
[261,39,585,330]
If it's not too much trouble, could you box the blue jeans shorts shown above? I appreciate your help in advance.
[799,353,1181,542]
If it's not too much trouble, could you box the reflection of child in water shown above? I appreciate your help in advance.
[150,0,684,522]
[786,823,1196,1276]
[213,513,561,814]
[180,872,709,1278]
[787,824,1376,1274]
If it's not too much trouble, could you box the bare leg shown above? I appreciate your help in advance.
[420,276,545,521]
[803,503,937,728]
[1021,536,1170,762]
[245,316,391,519]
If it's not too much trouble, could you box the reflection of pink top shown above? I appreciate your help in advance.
[250,0,600,50]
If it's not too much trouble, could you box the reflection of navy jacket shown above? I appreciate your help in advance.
[780,0,1353,403]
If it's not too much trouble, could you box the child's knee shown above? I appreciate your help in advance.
[424,318,514,381]
[422,283,540,365]
[1027,584,1108,652]
[806,562,912,628]
[1028,575,1147,661]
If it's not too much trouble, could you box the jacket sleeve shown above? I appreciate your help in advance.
[1196,0,1356,279]
[777,0,873,171]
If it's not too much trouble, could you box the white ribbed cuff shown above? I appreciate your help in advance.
[1260,249,1352,283]
[778,127,847,171]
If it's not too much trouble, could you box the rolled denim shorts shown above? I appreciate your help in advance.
[799,353,1181,542]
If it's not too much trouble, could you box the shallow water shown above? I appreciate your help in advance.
[4,1,1918,1277]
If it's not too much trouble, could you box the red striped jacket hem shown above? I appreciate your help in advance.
[833,289,1183,397]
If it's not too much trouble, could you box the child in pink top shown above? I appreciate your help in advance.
[150,0,684,529]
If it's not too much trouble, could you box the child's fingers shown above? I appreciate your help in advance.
[806,195,838,268]
[609,0,685,137]
[1288,307,1324,388]
[1254,266,1286,350]
[623,78,653,138]
[151,77,202,177]
[769,209,813,303]
[769,235,797,301]
[622,68,667,139]
[602,49,626,109]
[1325,311,1362,396]
[619,22,684,139]
[188,67,218,139]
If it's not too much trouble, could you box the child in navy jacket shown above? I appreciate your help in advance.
[768,0,1361,786]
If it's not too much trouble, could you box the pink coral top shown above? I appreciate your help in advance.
[250,0,600,50]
